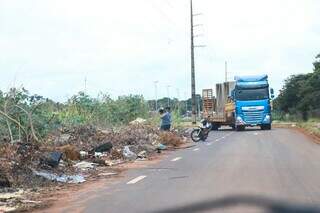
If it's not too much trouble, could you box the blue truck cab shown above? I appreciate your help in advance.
[233,75,274,131]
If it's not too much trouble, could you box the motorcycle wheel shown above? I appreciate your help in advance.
[191,129,202,142]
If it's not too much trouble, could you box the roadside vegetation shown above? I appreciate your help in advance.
[0,87,202,143]
[0,88,192,211]
[273,53,320,137]
[0,90,150,143]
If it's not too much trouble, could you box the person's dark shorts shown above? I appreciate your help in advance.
[160,124,171,131]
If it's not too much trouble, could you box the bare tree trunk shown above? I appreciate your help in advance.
[15,105,40,143]
[0,109,28,142]
[4,101,14,142]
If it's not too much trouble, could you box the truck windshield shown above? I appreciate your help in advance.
[235,88,269,101]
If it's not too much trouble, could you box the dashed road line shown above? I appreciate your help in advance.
[193,148,200,151]
[213,132,234,142]
[127,176,147,184]
[171,157,182,162]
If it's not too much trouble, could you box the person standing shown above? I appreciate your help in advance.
[165,106,172,127]
[159,107,171,131]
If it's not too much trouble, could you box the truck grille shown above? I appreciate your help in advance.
[243,111,264,124]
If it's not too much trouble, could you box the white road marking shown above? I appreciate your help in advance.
[193,148,200,151]
[206,143,212,146]
[253,133,259,135]
[171,157,182,162]
[127,176,146,184]
[214,132,234,142]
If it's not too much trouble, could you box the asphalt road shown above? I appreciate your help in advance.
[55,128,320,213]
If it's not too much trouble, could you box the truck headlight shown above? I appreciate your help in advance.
[263,115,271,122]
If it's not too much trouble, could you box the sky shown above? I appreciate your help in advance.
[0,0,320,101]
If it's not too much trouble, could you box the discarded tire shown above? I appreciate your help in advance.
[94,142,113,153]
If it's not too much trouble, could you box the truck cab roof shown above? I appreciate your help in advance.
[234,75,268,82]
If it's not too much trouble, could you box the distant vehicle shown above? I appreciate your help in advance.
[202,75,274,131]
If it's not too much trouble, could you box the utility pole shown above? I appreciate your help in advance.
[176,88,180,112]
[154,81,158,111]
[190,0,196,124]
[197,95,201,118]
[225,61,228,82]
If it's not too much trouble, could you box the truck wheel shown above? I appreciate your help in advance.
[211,123,219,131]
[236,125,245,131]
[261,124,271,130]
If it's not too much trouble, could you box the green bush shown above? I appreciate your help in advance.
[0,89,150,142]
[274,54,320,121]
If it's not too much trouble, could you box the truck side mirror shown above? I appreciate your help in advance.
[270,88,274,99]
[231,90,235,99]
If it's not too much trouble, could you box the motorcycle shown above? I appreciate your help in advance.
[190,119,211,142]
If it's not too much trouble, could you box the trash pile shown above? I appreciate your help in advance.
[0,123,188,206]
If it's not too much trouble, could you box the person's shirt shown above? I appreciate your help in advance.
[160,112,171,126]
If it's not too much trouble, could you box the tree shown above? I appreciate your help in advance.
[274,54,320,120]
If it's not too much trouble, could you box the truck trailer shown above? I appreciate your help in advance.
[203,75,274,131]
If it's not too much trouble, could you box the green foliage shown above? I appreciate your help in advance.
[58,92,149,127]
[0,90,150,142]
[147,94,202,116]
[274,54,320,120]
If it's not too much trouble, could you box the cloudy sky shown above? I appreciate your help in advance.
[1,0,320,101]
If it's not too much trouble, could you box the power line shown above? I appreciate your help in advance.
[147,0,180,30]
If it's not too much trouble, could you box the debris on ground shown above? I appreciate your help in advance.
[158,132,183,147]
[123,146,137,161]
[80,151,89,158]
[156,143,167,150]
[73,161,98,171]
[40,152,63,168]
[0,188,24,212]
[93,142,113,153]
[105,159,124,166]
[0,123,189,211]
[98,172,118,177]
[33,170,85,184]
[0,170,11,188]
[60,145,81,161]
[129,118,147,125]
[137,150,147,159]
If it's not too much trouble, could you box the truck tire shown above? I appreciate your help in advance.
[211,123,219,131]
[261,124,271,130]
[236,125,245,131]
